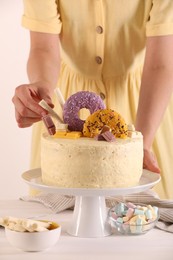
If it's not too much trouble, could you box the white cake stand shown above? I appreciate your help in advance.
[22,168,160,238]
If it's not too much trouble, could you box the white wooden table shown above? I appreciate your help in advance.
[0,200,173,260]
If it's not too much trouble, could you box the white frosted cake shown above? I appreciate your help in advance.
[40,91,143,189]
[41,133,143,188]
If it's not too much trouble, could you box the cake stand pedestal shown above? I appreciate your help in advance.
[22,168,160,238]
[69,196,110,237]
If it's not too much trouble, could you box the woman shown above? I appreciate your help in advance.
[12,1,173,199]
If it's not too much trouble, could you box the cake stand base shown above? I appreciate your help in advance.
[22,168,161,238]
[67,196,111,237]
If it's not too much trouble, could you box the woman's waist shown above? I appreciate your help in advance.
[59,58,143,81]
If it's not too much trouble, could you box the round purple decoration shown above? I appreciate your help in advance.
[63,91,105,131]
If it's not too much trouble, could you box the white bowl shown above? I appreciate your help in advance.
[5,221,61,252]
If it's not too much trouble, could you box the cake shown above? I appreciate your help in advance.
[40,90,143,188]
[41,133,143,188]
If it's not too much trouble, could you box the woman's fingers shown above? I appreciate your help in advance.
[12,82,54,127]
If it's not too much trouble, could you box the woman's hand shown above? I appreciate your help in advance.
[12,81,54,128]
[143,148,160,174]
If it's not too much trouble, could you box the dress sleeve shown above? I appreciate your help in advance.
[146,0,173,36]
[21,0,62,34]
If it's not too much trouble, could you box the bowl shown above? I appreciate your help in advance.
[5,221,61,252]
[108,202,159,235]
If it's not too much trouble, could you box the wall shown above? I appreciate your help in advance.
[0,0,32,199]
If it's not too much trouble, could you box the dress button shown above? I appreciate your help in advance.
[96,26,103,34]
[95,56,102,64]
[100,92,106,100]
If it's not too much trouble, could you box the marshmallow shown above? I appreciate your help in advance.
[145,209,153,220]
[56,123,68,132]
[0,216,52,232]
[134,208,145,216]
[115,203,127,217]
[111,202,159,234]
[126,208,134,219]
[127,124,135,131]
[128,131,143,138]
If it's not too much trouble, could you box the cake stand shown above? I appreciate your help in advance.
[22,168,160,238]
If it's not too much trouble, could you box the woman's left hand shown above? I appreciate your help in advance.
[143,149,161,173]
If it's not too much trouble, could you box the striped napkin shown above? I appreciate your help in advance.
[21,189,173,233]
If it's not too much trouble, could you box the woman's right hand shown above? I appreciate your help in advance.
[12,81,54,128]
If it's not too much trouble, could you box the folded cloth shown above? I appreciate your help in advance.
[21,193,75,213]
[21,189,173,233]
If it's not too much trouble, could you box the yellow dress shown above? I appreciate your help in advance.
[22,0,173,199]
